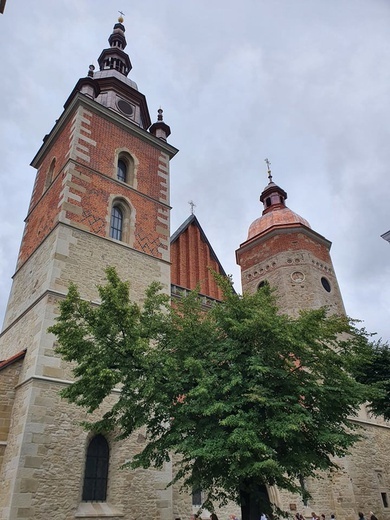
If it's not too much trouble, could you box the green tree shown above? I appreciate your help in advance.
[353,342,390,420]
[49,267,372,520]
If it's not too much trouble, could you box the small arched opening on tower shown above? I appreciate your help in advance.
[116,152,136,186]
[45,157,56,189]
[117,159,127,182]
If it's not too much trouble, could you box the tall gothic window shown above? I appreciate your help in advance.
[110,206,123,240]
[82,435,109,502]
[117,159,127,182]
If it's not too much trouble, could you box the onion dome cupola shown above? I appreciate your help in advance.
[247,160,310,240]
[97,16,132,76]
[65,16,156,131]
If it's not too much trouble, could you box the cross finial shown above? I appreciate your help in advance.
[264,158,272,183]
[119,10,125,16]
[188,200,196,215]
[118,11,125,22]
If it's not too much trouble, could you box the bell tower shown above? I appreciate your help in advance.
[0,18,178,520]
[236,164,345,317]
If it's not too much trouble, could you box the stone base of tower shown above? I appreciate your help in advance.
[0,377,179,520]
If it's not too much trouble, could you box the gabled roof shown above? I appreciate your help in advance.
[170,214,228,301]
[171,214,227,276]
[0,350,26,371]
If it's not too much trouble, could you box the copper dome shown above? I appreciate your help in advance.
[247,206,311,240]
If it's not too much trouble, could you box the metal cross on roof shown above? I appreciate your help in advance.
[188,200,196,215]
[264,158,273,183]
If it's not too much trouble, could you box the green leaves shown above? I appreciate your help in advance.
[353,341,390,420]
[50,267,374,511]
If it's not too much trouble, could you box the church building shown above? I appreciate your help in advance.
[0,18,389,520]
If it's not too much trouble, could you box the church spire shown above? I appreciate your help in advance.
[259,159,287,215]
[97,16,132,76]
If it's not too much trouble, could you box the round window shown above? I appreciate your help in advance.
[117,99,134,116]
[321,277,331,292]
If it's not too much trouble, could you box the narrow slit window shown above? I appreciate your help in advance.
[117,159,127,182]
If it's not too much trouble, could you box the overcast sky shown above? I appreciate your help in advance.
[1,0,390,341]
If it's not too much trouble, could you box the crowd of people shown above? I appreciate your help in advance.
[306,511,379,520]
[190,509,380,520]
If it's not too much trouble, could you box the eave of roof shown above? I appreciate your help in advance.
[0,349,26,371]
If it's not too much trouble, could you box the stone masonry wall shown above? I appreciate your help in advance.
[0,378,175,520]
[276,418,390,520]
[0,358,24,474]
[240,238,344,316]
[1,224,170,381]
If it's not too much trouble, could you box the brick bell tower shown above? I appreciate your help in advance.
[236,164,345,316]
[0,17,179,520]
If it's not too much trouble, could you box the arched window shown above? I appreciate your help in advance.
[192,489,202,506]
[82,435,109,502]
[117,159,127,182]
[110,206,123,240]
[116,154,135,186]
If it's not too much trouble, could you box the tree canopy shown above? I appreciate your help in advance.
[353,341,390,420]
[49,267,373,519]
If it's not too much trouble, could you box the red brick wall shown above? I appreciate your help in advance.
[18,105,169,268]
[171,222,224,300]
[238,230,331,271]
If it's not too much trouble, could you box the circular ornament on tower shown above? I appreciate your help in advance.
[117,98,134,116]
[321,277,331,292]
[291,271,305,283]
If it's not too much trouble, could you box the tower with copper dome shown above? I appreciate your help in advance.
[235,169,390,520]
[236,168,345,317]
